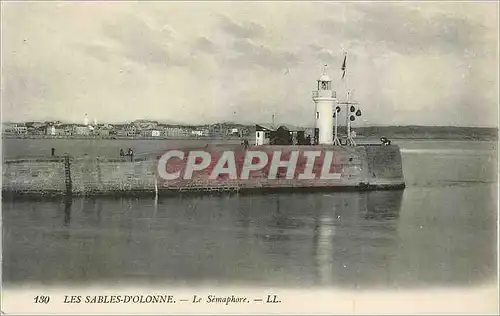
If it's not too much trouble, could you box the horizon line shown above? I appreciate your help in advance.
[0,121,498,129]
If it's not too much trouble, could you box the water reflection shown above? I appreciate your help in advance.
[1,188,495,289]
[63,197,72,227]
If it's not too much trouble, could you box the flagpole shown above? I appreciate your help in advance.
[341,51,348,144]
[333,108,340,146]
[333,59,340,146]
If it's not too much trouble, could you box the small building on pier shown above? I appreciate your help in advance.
[255,123,308,146]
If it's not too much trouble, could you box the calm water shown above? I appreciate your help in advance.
[2,139,498,289]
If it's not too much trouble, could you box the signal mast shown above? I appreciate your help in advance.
[336,51,362,146]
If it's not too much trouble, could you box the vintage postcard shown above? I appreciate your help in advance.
[1,1,498,315]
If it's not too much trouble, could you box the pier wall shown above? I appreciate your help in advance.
[2,157,157,196]
[2,145,405,197]
[70,158,157,195]
[2,159,67,195]
[365,145,405,183]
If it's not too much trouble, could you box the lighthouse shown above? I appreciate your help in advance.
[312,65,337,145]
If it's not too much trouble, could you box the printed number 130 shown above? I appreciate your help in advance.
[33,296,50,304]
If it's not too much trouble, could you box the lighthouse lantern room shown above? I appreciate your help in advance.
[312,65,337,145]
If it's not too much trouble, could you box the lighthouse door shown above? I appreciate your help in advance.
[314,128,319,145]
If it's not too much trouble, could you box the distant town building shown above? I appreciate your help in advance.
[191,129,209,137]
[241,128,250,136]
[164,127,189,137]
[57,124,74,136]
[13,124,28,135]
[1,120,255,139]
[29,122,45,129]
[96,129,110,137]
[115,124,139,137]
[2,123,15,135]
[132,120,158,130]
[93,124,113,137]
[74,125,91,136]
[46,126,56,136]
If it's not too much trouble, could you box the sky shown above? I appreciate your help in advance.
[1,1,498,127]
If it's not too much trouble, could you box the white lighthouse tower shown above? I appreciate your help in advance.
[312,65,337,145]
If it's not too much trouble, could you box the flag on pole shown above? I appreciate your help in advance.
[341,53,347,80]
